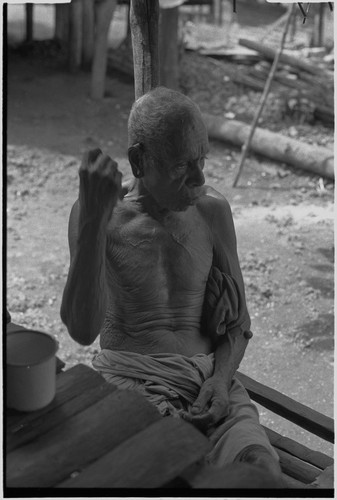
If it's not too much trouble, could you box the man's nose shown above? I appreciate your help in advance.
[186,165,205,187]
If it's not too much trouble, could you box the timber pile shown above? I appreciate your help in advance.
[233,38,334,127]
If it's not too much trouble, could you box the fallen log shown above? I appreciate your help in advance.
[202,114,334,180]
[314,106,335,126]
[239,38,333,81]
[233,73,283,93]
[250,66,333,107]
[232,74,334,127]
[249,68,333,108]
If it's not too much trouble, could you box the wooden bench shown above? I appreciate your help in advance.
[6,310,334,489]
[5,362,333,491]
[236,371,334,488]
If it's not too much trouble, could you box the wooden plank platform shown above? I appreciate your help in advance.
[57,417,210,488]
[5,363,334,490]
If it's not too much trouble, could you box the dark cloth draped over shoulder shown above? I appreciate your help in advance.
[202,266,252,345]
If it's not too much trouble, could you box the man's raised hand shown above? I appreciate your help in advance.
[79,149,123,223]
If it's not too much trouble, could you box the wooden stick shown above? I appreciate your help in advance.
[260,6,291,43]
[130,0,160,101]
[297,3,307,24]
[233,5,295,187]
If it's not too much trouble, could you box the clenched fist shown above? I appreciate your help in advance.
[79,149,123,223]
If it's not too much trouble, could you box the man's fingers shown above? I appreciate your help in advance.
[80,148,103,172]
[181,411,214,432]
[88,148,103,164]
[209,398,229,420]
[182,398,229,433]
[80,151,121,184]
[191,385,213,414]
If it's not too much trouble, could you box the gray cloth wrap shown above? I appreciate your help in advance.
[202,266,252,341]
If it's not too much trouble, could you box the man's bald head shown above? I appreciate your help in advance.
[128,87,206,160]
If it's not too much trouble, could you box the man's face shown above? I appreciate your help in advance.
[142,112,209,212]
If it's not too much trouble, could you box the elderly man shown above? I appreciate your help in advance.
[61,87,282,484]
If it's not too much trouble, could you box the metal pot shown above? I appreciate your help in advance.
[7,330,58,412]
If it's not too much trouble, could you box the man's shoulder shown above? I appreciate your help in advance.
[197,185,232,218]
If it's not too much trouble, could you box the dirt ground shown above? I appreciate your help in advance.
[6,4,334,458]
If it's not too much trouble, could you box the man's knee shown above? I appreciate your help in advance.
[235,444,285,487]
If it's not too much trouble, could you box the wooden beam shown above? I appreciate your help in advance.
[236,371,334,443]
[130,0,160,100]
[263,426,334,470]
[276,448,322,484]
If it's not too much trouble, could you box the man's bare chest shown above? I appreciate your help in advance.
[106,208,213,286]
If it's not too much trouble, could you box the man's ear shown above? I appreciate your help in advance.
[128,144,144,179]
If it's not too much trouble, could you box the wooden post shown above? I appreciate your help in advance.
[213,0,223,26]
[68,0,83,73]
[25,4,33,43]
[55,4,70,43]
[126,3,131,45]
[130,0,160,100]
[82,0,95,70]
[159,7,179,90]
[317,3,325,47]
[90,0,117,100]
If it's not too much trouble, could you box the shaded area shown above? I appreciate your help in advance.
[310,264,334,274]
[296,313,334,351]
[317,246,334,264]
[306,276,334,300]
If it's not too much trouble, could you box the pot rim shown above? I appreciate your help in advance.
[6,329,58,367]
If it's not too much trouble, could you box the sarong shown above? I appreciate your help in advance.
[93,350,279,466]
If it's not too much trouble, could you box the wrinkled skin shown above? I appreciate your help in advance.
[61,95,281,481]
[62,106,246,424]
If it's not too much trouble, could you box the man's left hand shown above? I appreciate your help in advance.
[181,375,230,433]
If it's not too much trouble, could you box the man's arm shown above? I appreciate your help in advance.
[183,192,251,429]
[60,149,122,345]
[210,193,252,384]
